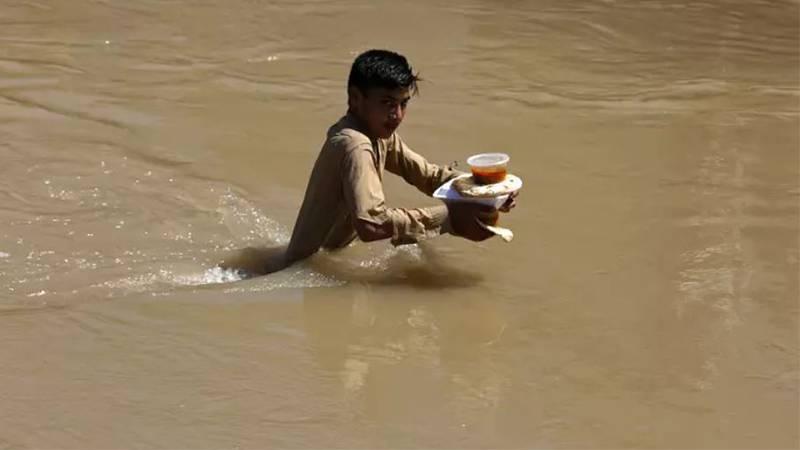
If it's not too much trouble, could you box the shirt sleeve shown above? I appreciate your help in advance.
[342,144,449,246]
[384,134,465,196]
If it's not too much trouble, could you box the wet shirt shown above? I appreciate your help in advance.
[285,114,459,263]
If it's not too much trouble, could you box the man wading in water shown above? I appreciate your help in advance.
[227,49,516,275]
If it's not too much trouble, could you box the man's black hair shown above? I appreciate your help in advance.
[347,49,420,95]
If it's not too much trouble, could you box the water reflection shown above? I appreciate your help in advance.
[301,277,509,432]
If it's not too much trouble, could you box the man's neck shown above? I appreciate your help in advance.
[345,110,380,142]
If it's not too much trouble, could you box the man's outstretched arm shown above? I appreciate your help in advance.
[343,145,449,246]
[343,146,494,244]
[385,134,519,215]
[384,134,464,196]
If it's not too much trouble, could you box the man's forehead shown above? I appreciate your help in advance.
[368,87,411,100]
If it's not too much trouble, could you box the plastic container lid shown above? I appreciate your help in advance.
[467,153,510,168]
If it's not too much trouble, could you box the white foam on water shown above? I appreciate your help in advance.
[217,189,290,245]
[104,266,244,291]
[358,245,423,270]
[171,266,246,285]
[103,263,343,298]
[222,273,343,294]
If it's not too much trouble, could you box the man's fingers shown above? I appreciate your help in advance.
[499,193,518,212]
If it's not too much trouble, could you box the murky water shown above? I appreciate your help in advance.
[1,1,798,448]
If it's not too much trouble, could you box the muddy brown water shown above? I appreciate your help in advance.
[1,1,798,448]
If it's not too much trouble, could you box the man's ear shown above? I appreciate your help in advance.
[347,86,363,110]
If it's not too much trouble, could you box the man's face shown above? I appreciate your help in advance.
[350,86,411,139]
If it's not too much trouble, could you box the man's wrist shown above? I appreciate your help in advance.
[429,204,451,234]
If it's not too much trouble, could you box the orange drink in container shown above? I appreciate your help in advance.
[467,153,509,185]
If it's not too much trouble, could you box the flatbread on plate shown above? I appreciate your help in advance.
[453,174,522,198]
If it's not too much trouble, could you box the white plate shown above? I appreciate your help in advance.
[433,174,522,208]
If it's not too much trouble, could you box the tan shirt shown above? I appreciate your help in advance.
[285,113,459,263]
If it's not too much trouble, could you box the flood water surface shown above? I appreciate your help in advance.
[1,1,798,448]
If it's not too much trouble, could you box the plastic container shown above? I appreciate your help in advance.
[467,153,510,185]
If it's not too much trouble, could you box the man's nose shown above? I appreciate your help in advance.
[389,104,403,120]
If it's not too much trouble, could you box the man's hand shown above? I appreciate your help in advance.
[446,202,498,241]
[499,191,518,213]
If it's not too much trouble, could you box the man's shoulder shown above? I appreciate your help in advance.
[326,116,372,152]
[329,128,371,149]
